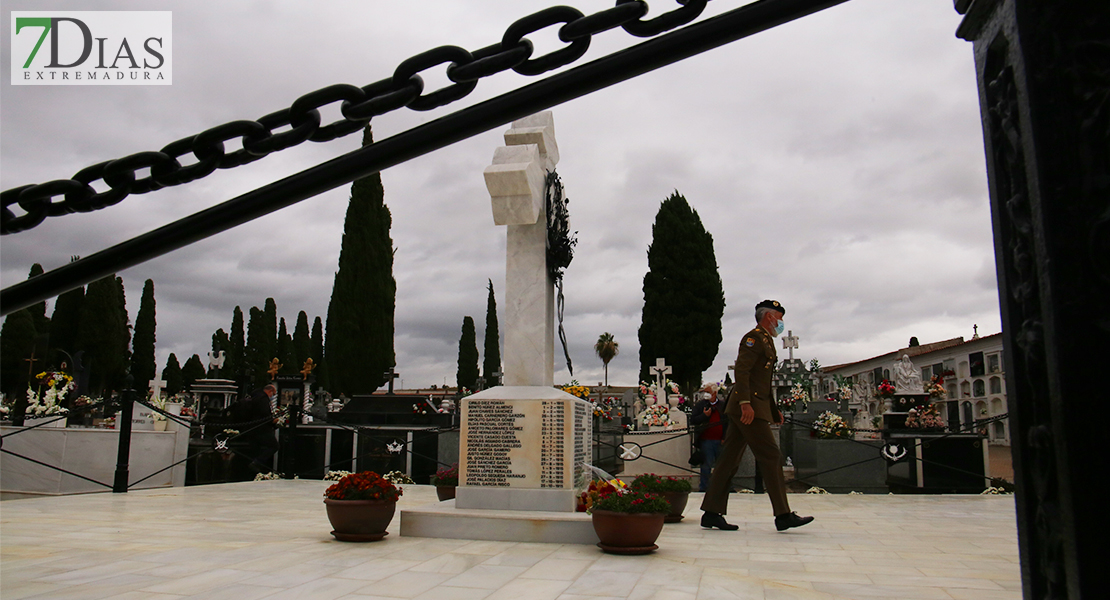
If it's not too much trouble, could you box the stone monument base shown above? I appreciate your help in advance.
[400,499,598,544]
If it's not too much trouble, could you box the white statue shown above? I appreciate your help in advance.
[893,354,922,394]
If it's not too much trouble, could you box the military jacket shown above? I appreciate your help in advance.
[724,326,779,422]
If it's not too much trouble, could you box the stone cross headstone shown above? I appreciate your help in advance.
[650,358,672,388]
[148,377,167,402]
[455,112,592,514]
[484,111,559,387]
[782,330,799,360]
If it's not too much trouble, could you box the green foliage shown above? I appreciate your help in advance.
[130,279,157,388]
[638,192,725,391]
[325,125,396,396]
[594,332,619,386]
[182,354,206,391]
[78,275,130,394]
[457,316,479,391]
[630,473,692,493]
[245,301,278,386]
[162,353,183,395]
[482,280,501,387]
[592,489,671,514]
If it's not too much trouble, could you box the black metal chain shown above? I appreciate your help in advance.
[0,1,713,235]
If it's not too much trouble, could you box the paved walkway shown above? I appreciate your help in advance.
[1,482,1021,599]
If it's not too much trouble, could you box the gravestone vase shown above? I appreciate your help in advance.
[591,510,665,554]
[324,499,396,542]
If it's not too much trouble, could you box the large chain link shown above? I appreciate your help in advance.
[1,1,710,235]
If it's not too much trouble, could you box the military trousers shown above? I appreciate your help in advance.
[699,414,790,516]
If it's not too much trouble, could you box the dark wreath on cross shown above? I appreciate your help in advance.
[545,170,577,376]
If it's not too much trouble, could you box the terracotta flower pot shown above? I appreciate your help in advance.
[436,486,456,501]
[324,499,396,542]
[590,510,666,554]
[660,491,689,523]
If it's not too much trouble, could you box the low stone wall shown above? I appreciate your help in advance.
[792,437,887,493]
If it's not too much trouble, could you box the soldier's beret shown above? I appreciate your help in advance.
[756,299,785,315]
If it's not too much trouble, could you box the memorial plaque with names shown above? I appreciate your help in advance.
[460,397,590,490]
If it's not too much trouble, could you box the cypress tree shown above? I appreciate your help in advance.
[482,280,502,387]
[130,279,157,389]
[0,309,38,401]
[245,306,264,386]
[49,278,84,366]
[26,264,50,337]
[457,316,479,391]
[182,354,206,391]
[1,265,48,398]
[261,298,278,376]
[227,306,245,383]
[638,192,725,392]
[212,329,230,377]
[77,275,130,394]
[325,125,396,395]
[293,311,311,373]
[162,353,183,395]
[311,316,327,389]
[277,317,295,375]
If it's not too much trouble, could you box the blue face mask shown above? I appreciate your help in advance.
[774,320,785,336]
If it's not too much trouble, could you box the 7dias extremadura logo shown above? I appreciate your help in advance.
[11,12,172,85]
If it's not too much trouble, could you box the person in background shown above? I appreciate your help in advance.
[690,383,726,492]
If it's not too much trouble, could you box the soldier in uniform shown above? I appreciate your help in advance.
[700,300,814,532]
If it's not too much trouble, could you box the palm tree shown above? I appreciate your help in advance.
[594,333,619,386]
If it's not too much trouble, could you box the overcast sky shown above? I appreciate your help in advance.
[1,0,1000,391]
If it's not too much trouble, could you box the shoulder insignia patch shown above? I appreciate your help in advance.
[744,338,755,347]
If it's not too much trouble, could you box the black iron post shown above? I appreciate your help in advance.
[956,1,1107,597]
[112,375,135,493]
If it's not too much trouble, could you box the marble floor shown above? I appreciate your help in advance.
[1,481,1021,600]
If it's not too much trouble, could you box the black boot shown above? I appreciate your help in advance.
[701,511,739,531]
[774,511,814,531]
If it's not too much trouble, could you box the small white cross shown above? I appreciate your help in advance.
[649,358,672,389]
[148,377,168,401]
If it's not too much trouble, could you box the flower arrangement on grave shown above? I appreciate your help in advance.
[875,379,896,399]
[590,395,622,420]
[24,370,74,418]
[412,403,430,415]
[924,375,947,399]
[904,404,945,430]
[431,463,459,486]
[149,394,167,422]
[637,381,657,404]
[324,470,353,481]
[0,396,12,419]
[559,381,591,400]
[813,410,852,439]
[639,404,676,428]
[324,471,403,502]
[383,471,414,485]
[778,382,810,412]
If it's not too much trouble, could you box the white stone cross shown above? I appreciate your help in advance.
[782,330,799,360]
[649,358,672,389]
[484,111,560,387]
[148,377,168,401]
